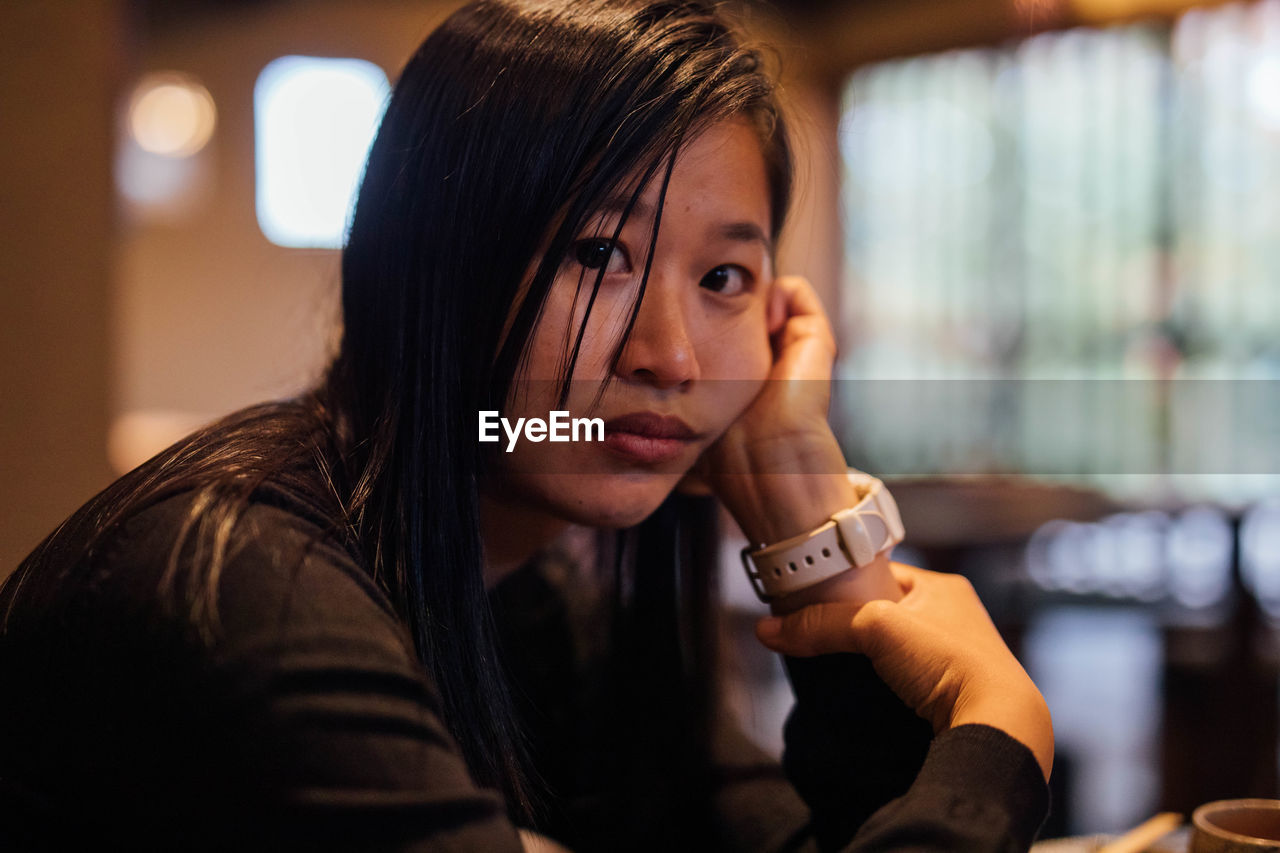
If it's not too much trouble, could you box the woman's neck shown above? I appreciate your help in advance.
[478,488,569,589]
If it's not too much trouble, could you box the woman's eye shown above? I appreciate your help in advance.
[700,265,750,296]
[573,239,630,274]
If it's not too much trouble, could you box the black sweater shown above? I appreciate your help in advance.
[0,486,1048,851]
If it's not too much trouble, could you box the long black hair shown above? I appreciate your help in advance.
[5,0,793,842]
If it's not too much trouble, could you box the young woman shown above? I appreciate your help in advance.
[0,1,1053,850]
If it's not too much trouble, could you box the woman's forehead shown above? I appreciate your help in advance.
[589,119,771,232]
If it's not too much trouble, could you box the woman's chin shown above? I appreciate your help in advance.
[584,504,666,529]
[544,472,684,529]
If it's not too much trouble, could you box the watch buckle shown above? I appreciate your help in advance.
[739,544,773,604]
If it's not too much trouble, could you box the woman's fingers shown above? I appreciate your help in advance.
[773,274,827,325]
[887,560,924,594]
[756,598,892,657]
[766,277,789,335]
[755,563,943,657]
[887,560,964,603]
[754,562,1055,783]
[768,276,837,380]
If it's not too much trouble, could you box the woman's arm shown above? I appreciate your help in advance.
[697,273,1053,779]
[763,561,1052,852]
[705,606,1047,853]
[706,659,1048,853]
[696,275,1052,850]
[0,492,530,851]
[757,558,1054,784]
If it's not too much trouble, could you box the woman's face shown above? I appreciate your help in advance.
[488,117,779,529]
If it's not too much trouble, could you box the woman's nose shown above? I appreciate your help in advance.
[613,278,700,389]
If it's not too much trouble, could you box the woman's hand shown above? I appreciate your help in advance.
[519,828,573,853]
[692,275,861,547]
[755,561,1055,783]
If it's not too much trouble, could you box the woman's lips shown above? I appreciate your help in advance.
[602,412,699,465]
[603,431,693,464]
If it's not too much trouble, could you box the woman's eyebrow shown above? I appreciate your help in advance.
[597,195,653,220]
[715,221,773,254]
[593,197,772,253]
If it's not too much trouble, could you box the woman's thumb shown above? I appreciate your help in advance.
[756,599,889,657]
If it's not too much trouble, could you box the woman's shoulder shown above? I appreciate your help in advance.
[0,481,519,851]
[1,472,411,667]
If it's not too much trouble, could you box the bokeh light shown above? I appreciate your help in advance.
[128,73,217,157]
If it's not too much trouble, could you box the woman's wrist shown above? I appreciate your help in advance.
[951,677,1055,783]
[712,423,856,547]
[741,470,858,546]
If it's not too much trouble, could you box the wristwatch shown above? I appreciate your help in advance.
[739,469,905,603]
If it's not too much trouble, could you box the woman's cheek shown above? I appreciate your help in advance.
[738,306,775,383]
[707,299,774,376]
[707,329,773,430]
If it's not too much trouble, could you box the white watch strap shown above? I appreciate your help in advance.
[739,470,905,603]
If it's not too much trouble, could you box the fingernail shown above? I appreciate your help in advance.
[757,617,782,640]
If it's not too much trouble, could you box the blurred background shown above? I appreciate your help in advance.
[3,0,1279,838]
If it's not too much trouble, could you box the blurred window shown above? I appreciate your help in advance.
[837,1,1280,503]
[254,56,390,249]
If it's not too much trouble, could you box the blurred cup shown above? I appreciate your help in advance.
[1192,799,1280,852]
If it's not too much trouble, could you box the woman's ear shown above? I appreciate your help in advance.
[766,277,788,337]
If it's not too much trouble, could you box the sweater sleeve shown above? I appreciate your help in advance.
[706,708,814,852]
[846,724,1051,851]
[777,652,1050,853]
[0,495,527,852]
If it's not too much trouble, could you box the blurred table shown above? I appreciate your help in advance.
[886,475,1119,550]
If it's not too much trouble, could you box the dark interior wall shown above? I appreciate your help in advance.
[0,1,123,577]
